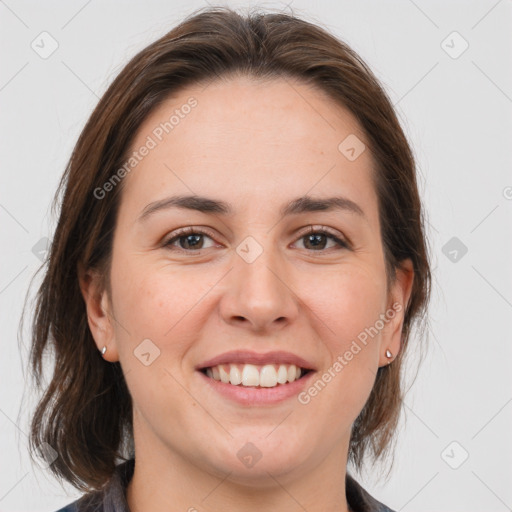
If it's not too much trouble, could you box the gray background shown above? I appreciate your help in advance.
[1,1,511,511]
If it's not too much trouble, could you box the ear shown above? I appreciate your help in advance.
[378,258,414,367]
[78,263,119,362]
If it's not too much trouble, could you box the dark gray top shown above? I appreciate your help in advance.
[55,458,395,512]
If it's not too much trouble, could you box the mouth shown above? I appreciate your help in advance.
[199,363,314,389]
[195,349,317,404]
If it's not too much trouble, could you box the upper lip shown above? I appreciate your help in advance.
[196,350,317,371]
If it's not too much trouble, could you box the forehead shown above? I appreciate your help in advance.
[118,75,377,222]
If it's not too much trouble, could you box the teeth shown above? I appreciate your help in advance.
[287,365,296,383]
[205,363,305,387]
[242,364,259,386]
[229,365,242,385]
[277,365,288,384]
[219,365,230,383]
[259,365,277,387]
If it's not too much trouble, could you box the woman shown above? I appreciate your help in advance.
[24,5,431,512]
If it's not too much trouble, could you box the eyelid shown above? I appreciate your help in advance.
[162,224,351,252]
[162,226,219,248]
[294,224,351,249]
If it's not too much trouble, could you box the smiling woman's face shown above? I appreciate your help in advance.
[83,75,413,487]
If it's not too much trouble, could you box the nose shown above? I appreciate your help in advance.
[219,243,300,333]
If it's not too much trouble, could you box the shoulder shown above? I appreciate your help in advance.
[53,490,104,512]
[52,458,135,512]
[54,505,77,512]
[346,473,396,512]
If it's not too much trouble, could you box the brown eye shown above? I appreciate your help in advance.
[163,227,216,252]
[294,226,349,252]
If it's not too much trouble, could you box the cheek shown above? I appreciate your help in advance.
[111,271,168,337]
[109,257,212,354]
[310,265,387,350]
[302,266,387,418]
[109,262,202,411]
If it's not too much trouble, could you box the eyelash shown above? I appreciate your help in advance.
[162,225,350,254]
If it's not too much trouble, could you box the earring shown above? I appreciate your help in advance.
[101,346,107,355]
[385,349,393,364]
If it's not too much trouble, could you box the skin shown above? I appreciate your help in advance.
[80,75,414,512]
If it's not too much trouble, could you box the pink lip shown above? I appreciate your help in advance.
[195,349,316,371]
[197,369,316,405]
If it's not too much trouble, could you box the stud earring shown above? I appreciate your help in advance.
[101,346,107,355]
[385,349,393,364]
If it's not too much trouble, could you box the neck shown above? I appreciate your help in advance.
[126,421,351,512]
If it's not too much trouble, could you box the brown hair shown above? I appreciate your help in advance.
[21,5,431,492]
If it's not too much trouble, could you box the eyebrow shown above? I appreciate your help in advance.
[137,194,366,222]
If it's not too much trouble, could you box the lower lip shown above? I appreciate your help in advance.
[197,370,316,405]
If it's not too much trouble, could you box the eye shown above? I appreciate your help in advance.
[293,225,350,252]
[163,227,217,252]
[162,225,350,254]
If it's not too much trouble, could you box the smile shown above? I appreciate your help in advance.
[201,363,312,388]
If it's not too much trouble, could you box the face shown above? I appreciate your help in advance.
[82,75,413,485]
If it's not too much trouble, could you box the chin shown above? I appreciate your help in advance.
[198,433,313,484]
